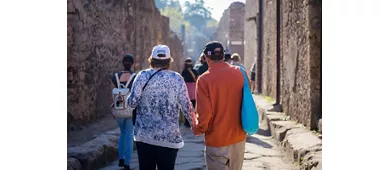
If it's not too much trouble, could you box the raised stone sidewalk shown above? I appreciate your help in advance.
[253,95,322,170]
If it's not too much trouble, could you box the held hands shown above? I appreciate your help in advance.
[191,119,203,136]
[191,116,201,136]
[192,126,201,136]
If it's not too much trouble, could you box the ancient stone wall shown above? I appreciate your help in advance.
[213,2,245,62]
[228,2,245,62]
[212,8,230,47]
[244,0,321,129]
[260,0,277,98]
[67,0,183,128]
[244,0,258,71]
[280,0,321,129]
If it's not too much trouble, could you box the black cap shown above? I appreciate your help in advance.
[203,41,224,56]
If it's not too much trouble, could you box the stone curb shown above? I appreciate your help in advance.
[253,95,322,170]
[67,128,120,170]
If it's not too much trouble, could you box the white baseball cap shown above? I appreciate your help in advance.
[151,45,171,60]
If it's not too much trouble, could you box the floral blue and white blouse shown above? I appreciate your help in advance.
[128,68,197,149]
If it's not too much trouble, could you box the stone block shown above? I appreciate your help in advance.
[266,111,286,121]
[318,119,322,134]
[67,129,119,170]
[67,157,81,170]
[282,128,322,162]
[300,150,322,170]
[269,121,300,142]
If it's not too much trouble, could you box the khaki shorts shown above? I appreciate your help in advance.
[205,140,246,170]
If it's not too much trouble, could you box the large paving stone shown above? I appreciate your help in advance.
[177,150,204,157]
[67,129,119,170]
[180,143,205,151]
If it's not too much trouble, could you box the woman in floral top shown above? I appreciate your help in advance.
[128,45,197,170]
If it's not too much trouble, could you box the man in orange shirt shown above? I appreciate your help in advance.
[193,41,247,170]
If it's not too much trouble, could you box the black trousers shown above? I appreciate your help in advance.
[136,142,179,170]
[184,100,196,127]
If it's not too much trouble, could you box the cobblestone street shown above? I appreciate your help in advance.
[101,122,298,170]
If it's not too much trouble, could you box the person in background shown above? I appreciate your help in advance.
[110,54,136,170]
[230,53,245,69]
[181,58,199,127]
[196,53,209,75]
[128,45,197,170]
[250,59,257,93]
[193,41,247,170]
[224,48,231,63]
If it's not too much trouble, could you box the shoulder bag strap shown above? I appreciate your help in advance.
[142,68,165,91]
[239,67,249,86]
[115,73,120,88]
[125,73,136,88]
[134,68,165,110]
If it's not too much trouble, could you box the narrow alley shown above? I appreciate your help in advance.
[67,0,322,169]
[101,121,298,170]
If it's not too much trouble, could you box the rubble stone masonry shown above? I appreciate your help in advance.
[67,0,184,128]
[213,2,245,64]
[244,0,321,129]
[244,0,258,71]
[280,0,321,129]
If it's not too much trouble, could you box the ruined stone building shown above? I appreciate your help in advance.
[244,0,322,130]
[213,2,245,64]
[67,0,184,129]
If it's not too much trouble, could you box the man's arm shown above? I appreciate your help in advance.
[194,77,213,135]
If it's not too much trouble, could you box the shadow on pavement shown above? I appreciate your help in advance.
[257,128,271,136]
[246,135,273,149]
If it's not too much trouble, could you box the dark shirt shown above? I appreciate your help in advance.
[181,69,199,83]
[197,63,209,75]
[111,71,136,89]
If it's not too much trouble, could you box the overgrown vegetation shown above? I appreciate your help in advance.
[263,95,276,103]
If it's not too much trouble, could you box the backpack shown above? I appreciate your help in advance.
[111,72,136,118]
